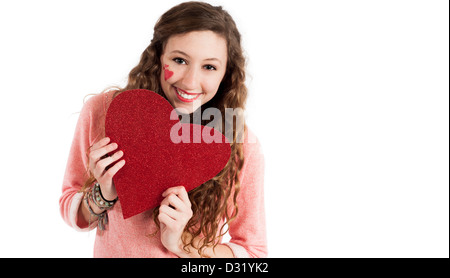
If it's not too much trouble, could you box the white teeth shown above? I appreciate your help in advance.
[176,88,197,100]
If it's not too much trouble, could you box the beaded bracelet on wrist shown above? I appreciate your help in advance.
[84,192,108,231]
[92,182,118,210]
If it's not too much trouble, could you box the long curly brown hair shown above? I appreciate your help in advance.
[81,1,248,257]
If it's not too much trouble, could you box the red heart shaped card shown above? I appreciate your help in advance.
[105,89,231,219]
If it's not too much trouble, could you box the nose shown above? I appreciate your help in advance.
[179,66,200,91]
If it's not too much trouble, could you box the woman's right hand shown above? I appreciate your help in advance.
[88,137,126,201]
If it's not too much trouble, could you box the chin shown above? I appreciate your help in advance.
[174,103,201,115]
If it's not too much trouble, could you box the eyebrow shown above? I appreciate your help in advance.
[170,50,222,65]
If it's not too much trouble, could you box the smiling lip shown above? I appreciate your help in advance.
[173,86,201,103]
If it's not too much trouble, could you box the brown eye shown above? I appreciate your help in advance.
[204,64,216,71]
[173,57,187,64]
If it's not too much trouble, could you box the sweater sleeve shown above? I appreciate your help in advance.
[59,94,104,231]
[224,134,268,258]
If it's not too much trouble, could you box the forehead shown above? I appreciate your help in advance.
[164,31,227,61]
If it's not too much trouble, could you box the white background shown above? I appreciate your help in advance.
[0,0,448,258]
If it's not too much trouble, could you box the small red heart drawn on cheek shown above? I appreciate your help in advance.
[105,89,231,219]
[164,69,174,80]
[164,64,173,80]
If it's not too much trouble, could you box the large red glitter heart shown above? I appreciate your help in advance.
[105,89,231,219]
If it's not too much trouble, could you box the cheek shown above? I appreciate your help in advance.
[203,79,223,100]
[163,64,174,81]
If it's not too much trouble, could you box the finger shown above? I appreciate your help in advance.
[162,186,190,206]
[160,197,174,208]
[166,194,187,211]
[89,138,109,172]
[159,204,181,220]
[162,185,185,197]
[91,137,110,151]
[102,159,126,180]
[160,195,180,211]
[96,150,124,174]
[90,142,119,164]
[158,211,176,226]
[160,196,170,207]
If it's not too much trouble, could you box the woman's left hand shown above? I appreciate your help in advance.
[158,186,193,255]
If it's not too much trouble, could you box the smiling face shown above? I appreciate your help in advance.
[160,31,228,114]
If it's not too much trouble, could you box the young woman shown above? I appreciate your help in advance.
[60,1,267,258]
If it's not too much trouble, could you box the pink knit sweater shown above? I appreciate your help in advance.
[59,90,267,258]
